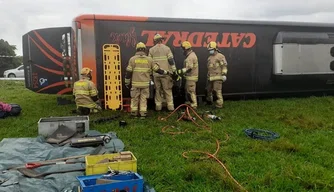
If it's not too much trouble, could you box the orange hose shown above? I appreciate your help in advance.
[159,104,248,192]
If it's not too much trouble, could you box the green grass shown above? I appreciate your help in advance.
[1,80,334,192]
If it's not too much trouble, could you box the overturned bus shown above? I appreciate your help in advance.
[22,14,334,109]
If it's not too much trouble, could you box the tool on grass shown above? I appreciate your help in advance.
[70,135,112,148]
[178,111,196,121]
[17,167,86,178]
[244,128,280,141]
[202,111,221,121]
[25,160,86,169]
[91,115,120,124]
[159,104,211,134]
[4,155,88,171]
[119,120,127,127]
[15,143,98,178]
[159,104,248,192]
[4,145,103,171]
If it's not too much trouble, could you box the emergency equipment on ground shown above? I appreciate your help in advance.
[244,128,280,141]
[0,102,22,119]
[158,104,247,192]
[38,115,89,137]
[0,130,154,191]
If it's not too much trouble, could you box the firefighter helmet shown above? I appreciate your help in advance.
[80,67,92,75]
[207,41,217,50]
[136,42,146,50]
[154,33,163,41]
[181,41,192,50]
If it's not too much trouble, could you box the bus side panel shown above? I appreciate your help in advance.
[22,27,71,94]
[254,25,334,95]
[79,20,97,90]
[93,20,258,98]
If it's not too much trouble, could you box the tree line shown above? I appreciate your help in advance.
[0,39,22,76]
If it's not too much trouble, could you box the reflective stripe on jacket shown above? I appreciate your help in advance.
[182,51,199,82]
[149,44,176,76]
[207,52,228,81]
[126,51,161,88]
[73,77,99,108]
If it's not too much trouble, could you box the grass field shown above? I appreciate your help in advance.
[1,80,334,192]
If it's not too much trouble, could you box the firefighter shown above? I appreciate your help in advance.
[125,42,171,119]
[148,33,177,111]
[177,41,199,109]
[73,67,102,115]
[206,41,228,108]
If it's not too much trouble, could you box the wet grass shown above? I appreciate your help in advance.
[1,80,334,192]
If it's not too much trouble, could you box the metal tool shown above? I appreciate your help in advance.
[104,166,132,177]
[25,160,85,169]
[4,145,103,171]
[17,167,85,178]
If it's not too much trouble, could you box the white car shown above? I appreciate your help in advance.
[3,65,25,78]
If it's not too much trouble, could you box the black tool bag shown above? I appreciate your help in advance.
[0,111,7,119]
[0,103,22,119]
[9,104,22,116]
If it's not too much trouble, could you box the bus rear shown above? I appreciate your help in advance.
[22,27,73,95]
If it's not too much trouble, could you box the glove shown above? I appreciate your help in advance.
[175,75,181,81]
[171,72,181,81]
[222,76,227,82]
[124,78,130,88]
[96,100,102,107]
[163,70,171,75]
[96,105,102,111]
[177,69,183,75]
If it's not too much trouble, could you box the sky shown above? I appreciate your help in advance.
[0,0,334,56]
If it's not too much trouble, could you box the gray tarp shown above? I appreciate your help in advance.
[0,131,155,192]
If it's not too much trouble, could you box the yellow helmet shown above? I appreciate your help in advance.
[80,67,92,75]
[154,33,163,41]
[136,42,146,50]
[207,41,217,50]
[181,41,192,50]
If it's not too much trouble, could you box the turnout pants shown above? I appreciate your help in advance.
[130,87,149,117]
[185,80,197,109]
[153,75,174,111]
[206,80,223,108]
